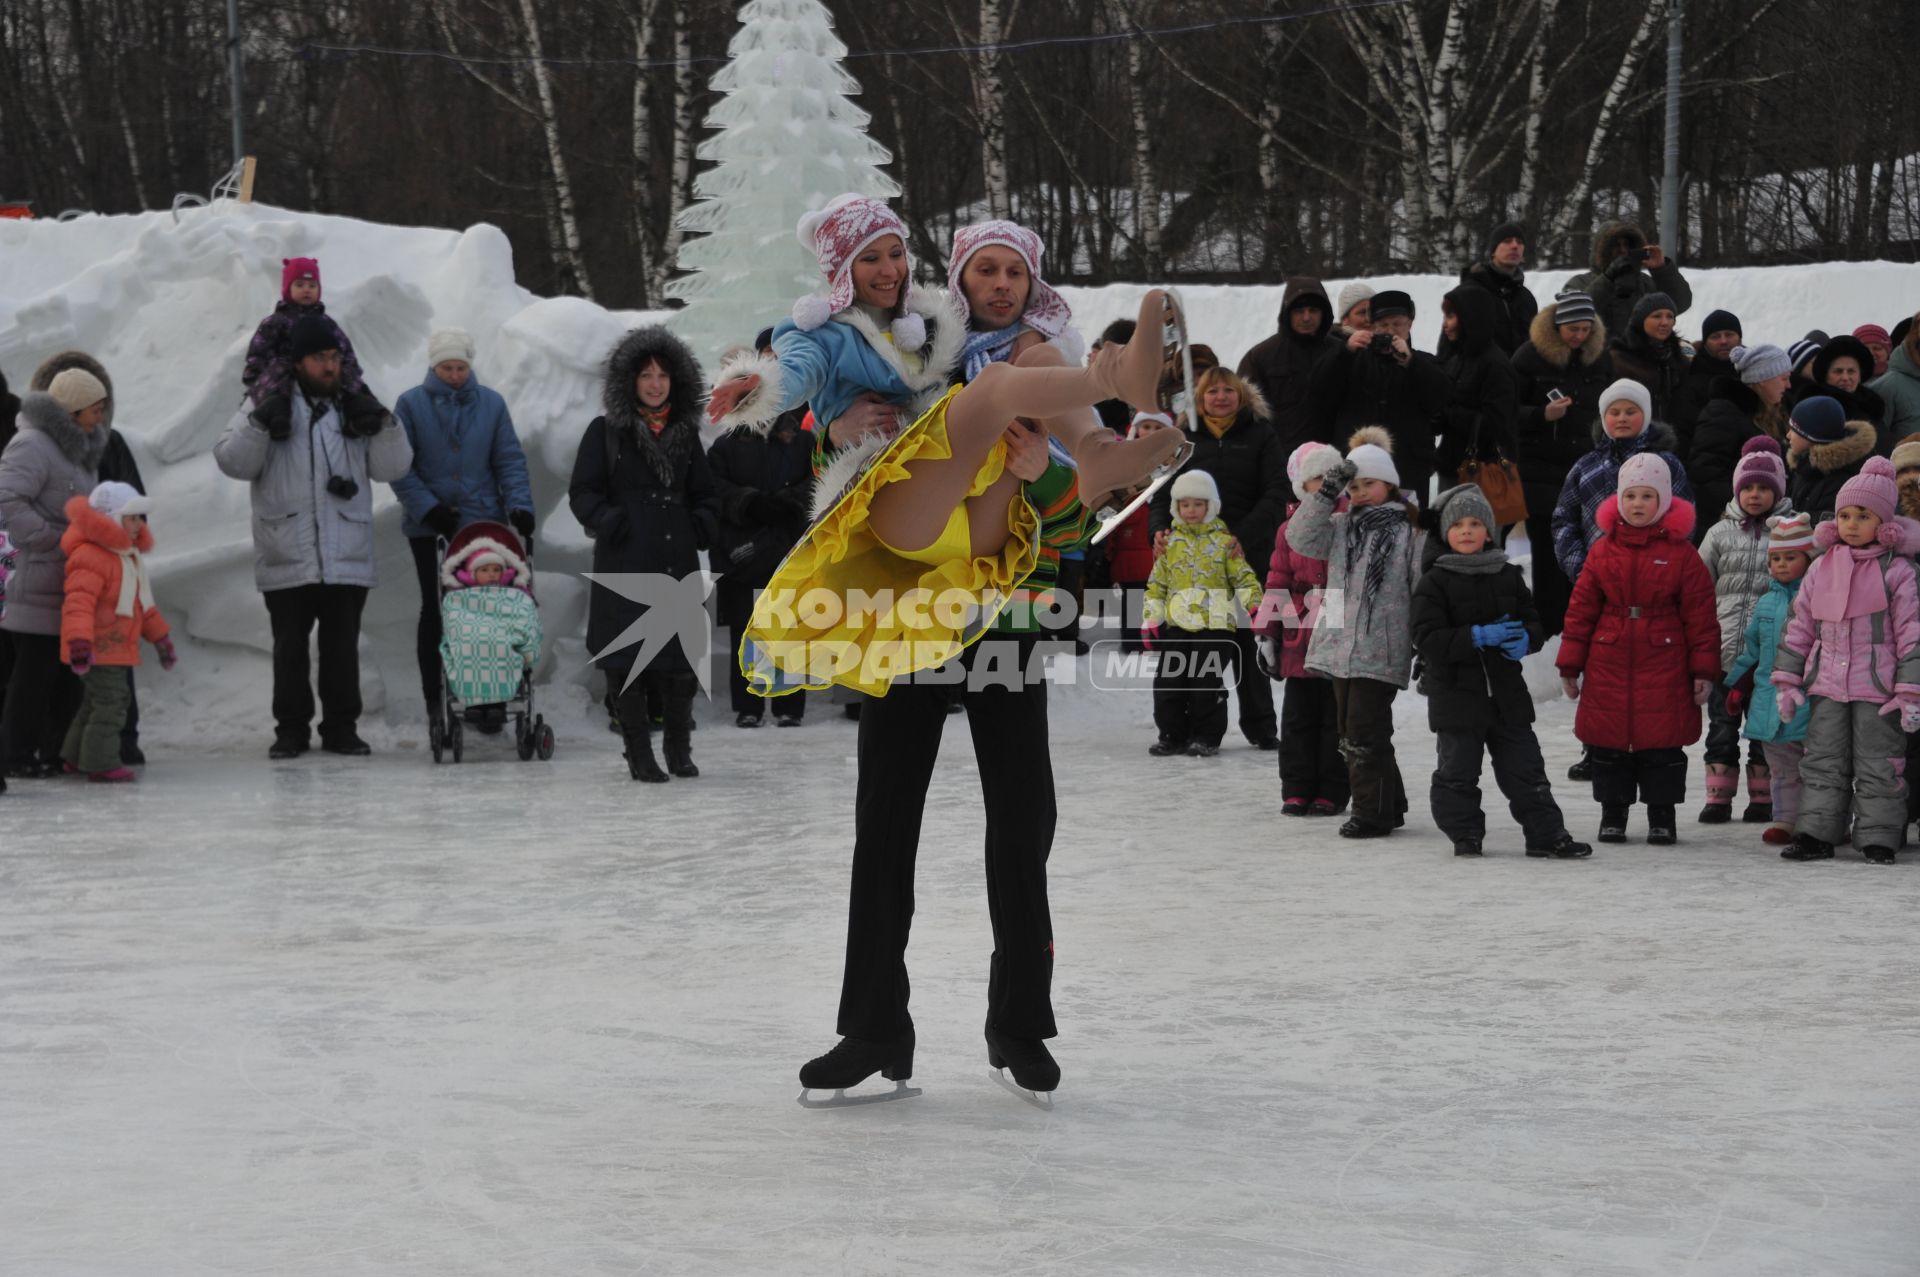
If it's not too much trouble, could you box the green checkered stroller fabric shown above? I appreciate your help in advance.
[440,586,543,707]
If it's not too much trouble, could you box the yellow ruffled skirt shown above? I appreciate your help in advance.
[742,385,1039,698]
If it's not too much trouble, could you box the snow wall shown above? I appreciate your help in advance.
[2,203,1916,747]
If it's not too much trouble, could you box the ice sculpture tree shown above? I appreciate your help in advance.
[665,0,900,365]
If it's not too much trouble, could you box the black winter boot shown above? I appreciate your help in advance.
[1782,833,1834,861]
[663,676,699,778]
[986,1025,1061,1092]
[1567,745,1594,782]
[799,1030,915,1089]
[1646,804,1678,845]
[622,722,667,782]
[1597,804,1630,843]
[1527,833,1594,859]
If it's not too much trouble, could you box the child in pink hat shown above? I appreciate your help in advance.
[1771,456,1920,863]
[241,256,366,407]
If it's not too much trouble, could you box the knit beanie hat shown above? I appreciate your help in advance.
[948,219,1071,339]
[1732,435,1787,499]
[1346,425,1400,487]
[89,479,150,519]
[1787,395,1848,445]
[1552,291,1597,327]
[1836,456,1899,523]
[1287,441,1342,489]
[1369,290,1413,322]
[1786,338,1822,376]
[1169,468,1221,522]
[1600,377,1652,427]
[1435,482,1498,542]
[1768,511,1816,552]
[1631,292,1678,329]
[1854,323,1892,349]
[1700,309,1742,340]
[288,313,341,363]
[281,257,320,300]
[427,328,474,367]
[1129,410,1174,438]
[1335,282,1374,324]
[793,195,921,348]
[47,367,108,415]
[1617,452,1674,521]
[1484,220,1527,259]
[1891,432,1920,473]
[1731,343,1791,384]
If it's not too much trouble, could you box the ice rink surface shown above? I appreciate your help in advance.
[4,685,1918,1276]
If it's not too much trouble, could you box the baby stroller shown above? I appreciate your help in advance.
[431,521,555,764]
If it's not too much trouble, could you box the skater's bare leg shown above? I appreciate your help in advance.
[867,293,1174,553]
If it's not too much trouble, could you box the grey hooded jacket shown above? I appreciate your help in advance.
[1286,483,1425,688]
[214,390,412,592]
[0,392,111,634]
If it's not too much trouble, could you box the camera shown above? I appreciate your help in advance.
[1634,247,1653,263]
[326,475,360,500]
[1368,332,1397,356]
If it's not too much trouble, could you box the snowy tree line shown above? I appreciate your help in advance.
[1,0,1916,307]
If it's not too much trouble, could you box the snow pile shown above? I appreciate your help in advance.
[4,203,1917,747]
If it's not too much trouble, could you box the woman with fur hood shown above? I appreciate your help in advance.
[569,326,720,784]
[1285,427,1425,838]
[1510,291,1614,632]
[58,481,175,782]
[1770,457,1920,864]
[0,371,112,778]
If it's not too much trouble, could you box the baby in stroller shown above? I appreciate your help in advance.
[435,522,552,762]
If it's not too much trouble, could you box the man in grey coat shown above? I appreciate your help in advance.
[215,314,411,759]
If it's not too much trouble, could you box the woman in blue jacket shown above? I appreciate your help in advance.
[390,328,536,722]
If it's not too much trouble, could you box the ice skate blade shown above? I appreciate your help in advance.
[992,1068,1056,1111]
[1088,441,1193,546]
[796,1080,923,1109]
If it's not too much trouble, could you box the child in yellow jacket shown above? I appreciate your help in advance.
[1144,469,1263,757]
[60,482,175,781]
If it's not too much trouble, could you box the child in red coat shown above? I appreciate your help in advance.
[1557,453,1721,843]
[60,482,177,781]
[1262,441,1348,816]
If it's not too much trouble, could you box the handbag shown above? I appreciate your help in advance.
[1456,419,1528,524]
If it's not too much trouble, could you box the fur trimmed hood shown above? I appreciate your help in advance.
[60,493,154,556]
[16,391,111,471]
[441,532,531,591]
[1528,304,1608,369]
[1595,493,1697,541]
[30,351,116,429]
[1590,221,1647,274]
[602,325,706,487]
[1788,417,1877,476]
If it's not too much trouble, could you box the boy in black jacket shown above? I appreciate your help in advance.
[1410,484,1592,859]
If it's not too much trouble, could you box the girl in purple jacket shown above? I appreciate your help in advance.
[1262,442,1348,816]
[1771,456,1920,864]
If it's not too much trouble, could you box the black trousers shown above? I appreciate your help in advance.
[1226,627,1276,743]
[263,584,368,741]
[1432,717,1568,845]
[1702,681,1762,767]
[1521,484,1570,638]
[1331,676,1405,827]
[1590,746,1688,806]
[1,631,82,769]
[718,577,806,720]
[838,634,1057,1042]
[408,536,444,706]
[1280,676,1348,804]
[1151,628,1236,746]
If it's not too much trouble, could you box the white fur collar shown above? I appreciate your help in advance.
[810,430,894,523]
[830,284,966,396]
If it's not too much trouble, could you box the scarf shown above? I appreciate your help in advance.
[640,405,669,437]
[1436,548,1508,575]
[1202,413,1236,440]
[1345,502,1407,621]
[962,321,1028,384]
[113,547,156,618]
[1809,541,1889,623]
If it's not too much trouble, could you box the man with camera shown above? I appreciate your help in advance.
[1307,289,1454,507]
[1562,220,1693,347]
[215,313,413,759]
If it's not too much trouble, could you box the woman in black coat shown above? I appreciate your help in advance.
[569,326,719,782]
[1509,293,1613,635]
[1434,284,1518,482]
[1796,335,1890,456]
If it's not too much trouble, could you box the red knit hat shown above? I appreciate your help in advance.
[281,257,321,301]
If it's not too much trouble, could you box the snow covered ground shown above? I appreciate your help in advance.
[5,666,1918,1276]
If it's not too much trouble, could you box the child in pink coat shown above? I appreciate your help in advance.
[1771,456,1920,864]
[1262,442,1348,816]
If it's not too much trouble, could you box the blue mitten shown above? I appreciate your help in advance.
[1471,615,1514,650]
[1498,628,1530,661]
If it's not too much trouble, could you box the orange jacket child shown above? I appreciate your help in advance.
[59,482,175,782]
